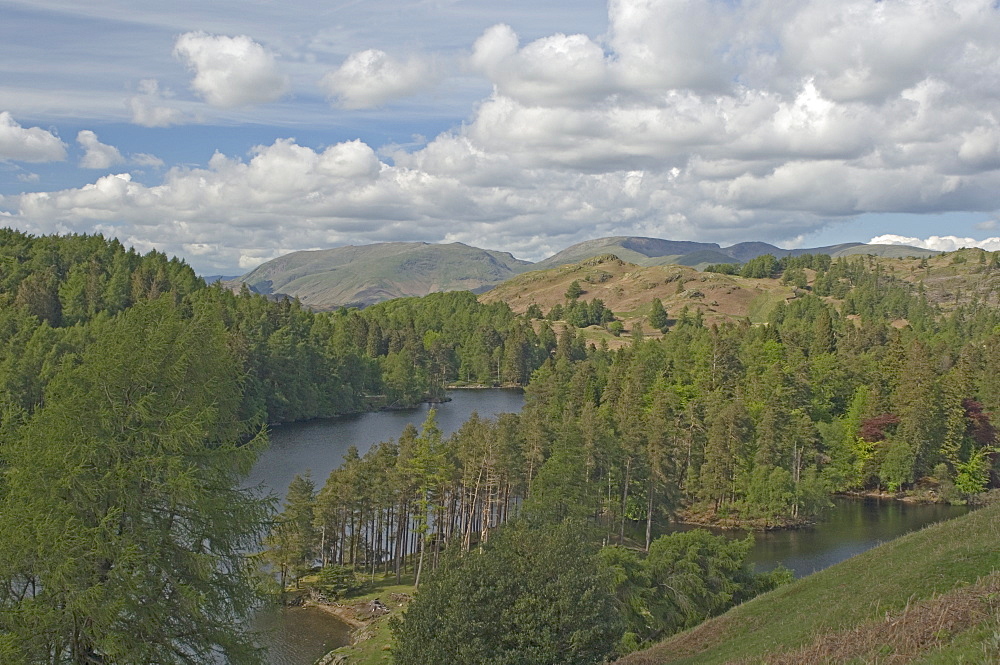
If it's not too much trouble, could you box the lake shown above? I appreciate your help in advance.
[246,389,526,665]
[246,388,969,664]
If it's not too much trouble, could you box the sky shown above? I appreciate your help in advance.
[2,0,1000,275]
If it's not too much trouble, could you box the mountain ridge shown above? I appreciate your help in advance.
[230,236,938,309]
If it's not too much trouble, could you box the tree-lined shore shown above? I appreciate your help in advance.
[3,229,999,663]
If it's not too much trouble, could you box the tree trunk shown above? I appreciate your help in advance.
[620,456,633,545]
[645,479,655,552]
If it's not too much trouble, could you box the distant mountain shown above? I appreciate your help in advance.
[806,243,939,259]
[533,237,724,270]
[230,236,939,309]
[234,242,532,309]
[535,236,936,270]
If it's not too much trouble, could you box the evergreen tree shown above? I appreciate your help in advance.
[392,522,622,665]
[565,280,585,300]
[649,297,669,333]
[0,298,270,665]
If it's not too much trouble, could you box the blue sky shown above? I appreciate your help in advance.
[2,0,1000,274]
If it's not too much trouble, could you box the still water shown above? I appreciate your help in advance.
[246,389,969,664]
[742,496,968,577]
[246,389,526,665]
[245,389,527,503]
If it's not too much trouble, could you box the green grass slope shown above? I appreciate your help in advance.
[533,237,937,272]
[533,237,725,270]
[236,242,532,309]
[616,503,1000,665]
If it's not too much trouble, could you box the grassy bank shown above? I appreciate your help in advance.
[311,574,414,665]
[616,503,1000,665]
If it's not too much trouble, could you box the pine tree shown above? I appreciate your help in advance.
[0,298,270,665]
[649,297,669,333]
[565,280,584,300]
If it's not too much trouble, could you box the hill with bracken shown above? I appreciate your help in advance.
[479,254,796,333]
[225,236,937,309]
[481,248,1000,344]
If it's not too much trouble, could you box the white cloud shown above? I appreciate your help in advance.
[128,79,189,127]
[77,130,125,169]
[130,153,165,168]
[16,172,40,183]
[321,49,439,109]
[870,234,1000,252]
[470,25,612,107]
[6,0,1000,273]
[174,32,289,108]
[0,112,67,162]
[607,0,735,94]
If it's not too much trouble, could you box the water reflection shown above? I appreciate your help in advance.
[245,389,526,502]
[251,606,352,665]
[243,389,526,665]
[744,497,969,577]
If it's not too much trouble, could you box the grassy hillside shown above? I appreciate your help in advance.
[869,247,1000,311]
[616,502,1000,665]
[228,237,942,310]
[479,254,796,330]
[235,242,532,309]
[533,237,727,270]
[530,237,936,272]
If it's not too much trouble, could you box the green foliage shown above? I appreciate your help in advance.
[311,565,366,599]
[740,254,779,279]
[391,522,622,665]
[704,263,739,275]
[649,297,669,332]
[0,298,271,665]
[645,530,777,633]
[565,279,585,300]
[600,531,791,651]
[953,447,994,495]
[564,296,614,328]
[264,473,318,587]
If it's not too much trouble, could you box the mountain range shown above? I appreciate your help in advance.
[228,236,937,309]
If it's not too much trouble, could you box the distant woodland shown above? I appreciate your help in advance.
[2,229,999,663]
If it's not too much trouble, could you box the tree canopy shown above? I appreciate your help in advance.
[0,298,271,665]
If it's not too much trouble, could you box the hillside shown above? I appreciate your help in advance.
[233,242,532,309]
[227,237,942,309]
[869,247,1000,310]
[531,236,937,271]
[616,502,1000,665]
[532,237,729,270]
[479,254,796,329]
[482,249,1000,341]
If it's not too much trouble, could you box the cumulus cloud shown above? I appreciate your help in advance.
[0,112,67,162]
[174,32,289,108]
[129,79,189,127]
[470,25,613,107]
[6,0,1000,273]
[870,234,1000,252]
[77,130,124,169]
[321,49,439,109]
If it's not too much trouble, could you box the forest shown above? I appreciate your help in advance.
[0,230,544,663]
[2,229,999,663]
